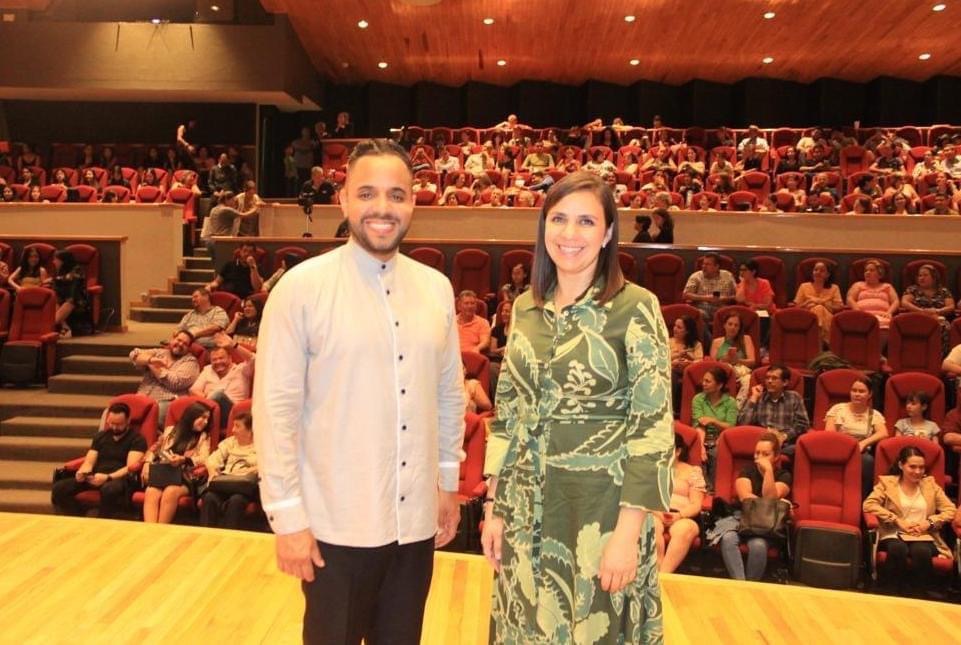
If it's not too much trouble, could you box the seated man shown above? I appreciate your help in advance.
[413,172,438,194]
[737,365,810,455]
[464,144,494,178]
[456,290,491,354]
[683,253,737,346]
[208,153,238,198]
[51,402,147,518]
[177,288,228,349]
[190,334,254,423]
[737,124,769,153]
[207,242,264,300]
[924,193,959,215]
[129,330,200,427]
[521,143,554,174]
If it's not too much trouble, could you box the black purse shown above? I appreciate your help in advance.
[738,497,792,539]
[206,474,259,498]
[146,462,184,488]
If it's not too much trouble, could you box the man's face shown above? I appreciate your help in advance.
[458,295,477,318]
[169,332,191,357]
[191,290,209,310]
[765,369,786,396]
[239,245,256,262]
[104,412,129,435]
[340,155,414,261]
[702,257,718,277]
[218,154,228,166]
[209,348,232,375]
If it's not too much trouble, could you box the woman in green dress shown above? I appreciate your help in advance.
[481,171,674,644]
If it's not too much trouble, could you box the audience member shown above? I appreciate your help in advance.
[17,142,42,170]
[924,193,959,215]
[489,300,512,360]
[635,207,674,243]
[332,111,354,138]
[190,335,254,422]
[735,259,774,313]
[129,330,201,427]
[794,260,843,345]
[677,147,705,178]
[26,184,45,203]
[434,147,460,174]
[776,147,801,173]
[464,144,494,178]
[886,191,915,215]
[715,432,791,581]
[108,165,130,189]
[1,185,16,202]
[177,288,228,349]
[208,153,238,198]
[463,365,492,415]
[199,191,258,254]
[520,143,553,173]
[200,411,258,530]
[50,249,90,337]
[824,374,888,497]
[711,312,756,403]
[737,125,769,153]
[901,263,954,351]
[846,260,899,333]
[141,402,212,524]
[737,365,808,454]
[207,242,264,299]
[234,180,265,237]
[894,391,940,441]
[692,366,738,483]
[7,246,48,291]
[670,314,703,412]
[18,168,39,188]
[683,253,737,333]
[224,298,262,348]
[291,127,318,186]
[456,290,491,353]
[51,402,147,519]
[863,446,957,598]
[583,149,616,175]
[558,146,582,173]
[0,258,8,284]
[653,433,706,573]
[498,263,529,303]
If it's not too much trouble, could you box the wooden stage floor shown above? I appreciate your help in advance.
[0,512,958,644]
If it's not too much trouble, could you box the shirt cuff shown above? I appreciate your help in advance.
[262,497,311,535]
[439,465,459,492]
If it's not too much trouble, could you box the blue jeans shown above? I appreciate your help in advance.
[208,390,234,427]
[720,531,769,581]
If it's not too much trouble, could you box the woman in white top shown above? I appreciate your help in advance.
[200,411,258,529]
[652,433,705,573]
[824,374,888,497]
[893,390,940,442]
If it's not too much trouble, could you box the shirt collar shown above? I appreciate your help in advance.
[536,277,617,315]
[345,237,397,277]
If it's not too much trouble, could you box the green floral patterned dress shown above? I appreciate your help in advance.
[485,282,675,644]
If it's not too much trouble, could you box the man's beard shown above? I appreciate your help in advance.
[348,213,409,257]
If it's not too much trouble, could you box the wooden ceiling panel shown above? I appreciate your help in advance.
[262,0,961,86]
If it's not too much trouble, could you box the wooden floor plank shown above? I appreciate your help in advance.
[0,513,958,644]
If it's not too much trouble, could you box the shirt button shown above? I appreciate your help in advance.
[399,355,404,361]
[386,289,391,295]
[395,321,400,327]
[402,424,407,431]
[400,496,406,502]
[401,388,406,395]
[401,461,407,467]
[381,264,386,270]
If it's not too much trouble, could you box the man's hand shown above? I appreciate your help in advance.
[276,529,325,582]
[749,384,764,403]
[435,490,460,548]
[89,473,109,488]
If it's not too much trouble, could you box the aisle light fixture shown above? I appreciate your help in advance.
[483,17,494,25]
[378,61,389,69]
[629,59,640,66]
[918,53,932,60]
[358,20,369,28]
[762,56,774,64]
[933,4,946,11]
[624,15,636,22]
[763,11,776,19]
[210,4,220,11]
[497,59,507,66]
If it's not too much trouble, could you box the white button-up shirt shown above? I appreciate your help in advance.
[254,239,465,547]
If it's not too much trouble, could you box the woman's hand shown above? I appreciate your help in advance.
[481,514,504,573]
[599,531,638,593]
[895,518,915,533]
[141,462,150,484]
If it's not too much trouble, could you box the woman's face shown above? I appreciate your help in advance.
[2,187,12,201]
[499,302,513,325]
[812,262,828,281]
[863,264,880,283]
[905,399,925,418]
[26,250,39,267]
[754,441,777,463]
[54,170,66,183]
[511,264,526,285]
[900,455,925,483]
[29,185,41,200]
[698,195,710,209]
[687,149,696,161]
[193,412,210,432]
[53,256,63,271]
[673,318,686,338]
[724,315,741,338]
[786,176,797,189]
[543,190,612,281]
[917,267,934,288]
[849,381,870,406]
[446,194,458,206]
[84,170,94,182]
[738,265,755,281]
[894,194,907,208]
[701,371,718,394]
[243,300,257,318]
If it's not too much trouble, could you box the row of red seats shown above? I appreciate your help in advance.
[0,165,193,191]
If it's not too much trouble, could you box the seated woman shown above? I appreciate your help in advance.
[499,263,529,303]
[886,191,915,215]
[621,151,641,176]
[171,169,202,195]
[777,174,806,209]
[735,259,774,313]
[793,260,843,345]
[894,391,940,441]
[824,374,888,497]
[691,365,738,484]
[224,296,262,349]
[108,164,130,189]
[463,365,492,415]
[694,193,716,212]
[200,411,258,530]
[669,315,703,412]
[709,312,756,404]
[883,173,920,206]
[846,259,899,335]
[50,250,90,337]
[718,432,791,581]
[863,446,957,598]
[848,195,874,214]
[439,172,468,204]
[777,147,801,173]
[141,402,212,524]
[709,152,734,177]
[26,184,45,203]
[582,149,615,175]
[50,168,69,188]
[1,185,17,202]
[652,433,706,573]
[489,299,513,362]
[677,147,705,179]
[558,146,582,173]
[80,168,101,193]
[901,263,955,352]
[7,246,48,291]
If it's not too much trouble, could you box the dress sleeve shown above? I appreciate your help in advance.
[621,290,674,511]
[485,319,523,478]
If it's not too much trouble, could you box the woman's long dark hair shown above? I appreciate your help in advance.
[54,250,77,277]
[170,403,211,455]
[678,315,698,349]
[531,171,624,307]
[722,313,746,354]
[889,446,925,477]
[19,247,42,278]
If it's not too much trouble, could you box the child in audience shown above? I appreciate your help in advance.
[894,391,940,441]
[200,411,258,530]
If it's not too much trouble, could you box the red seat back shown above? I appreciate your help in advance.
[618,252,637,283]
[22,243,57,274]
[736,171,771,201]
[674,421,704,467]
[750,255,786,308]
[874,436,945,487]
[642,253,685,305]
[103,185,130,202]
[901,259,948,292]
[273,246,309,273]
[726,191,758,211]
[107,394,160,447]
[829,310,881,372]
[793,432,861,527]
[135,185,164,203]
[812,369,865,430]
[888,313,942,375]
[452,248,492,296]
[679,360,738,425]
[0,242,12,268]
[0,289,11,338]
[226,399,252,438]
[39,185,66,202]
[769,308,820,369]
[660,303,704,342]
[794,257,839,291]
[164,396,221,450]
[847,257,891,286]
[459,413,487,498]
[64,244,100,292]
[210,291,242,319]
[462,350,491,398]
[9,287,56,342]
[714,426,767,503]
[498,249,534,291]
[408,247,446,272]
[883,372,946,429]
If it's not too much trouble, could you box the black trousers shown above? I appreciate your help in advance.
[878,537,937,593]
[51,477,130,518]
[199,491,252,530]
[302,537,434,645]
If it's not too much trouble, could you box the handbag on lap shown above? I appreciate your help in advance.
[206,473,259,498]
[738,497,791,539]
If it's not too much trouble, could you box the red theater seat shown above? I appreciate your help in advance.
[829,310,881,372]
[22,243,57,274]
[736,171,771,201]
[679,360,738,426]
[847,257,891,285]
[750,255,786,308]
[711,305,761,357]
[726,191,758,211]
[64,244,103,327]
[272,246,308,273]
[40,184,68,202]
[642,253,685,305]
[887,313,942,375]
[618,252,637,283]
[103,185,130,203]
[812,368,865,430]
[883,372,945,430]
[2,287,58,381]
[452,248,493,299]
[210,291,241,319]
[660,303,704,342]
[135,185,164,203]
[408,247,445,272]
[462,350,491,399]
[794,257,839,291]
[769,308,820,371]
[497,249,534,293]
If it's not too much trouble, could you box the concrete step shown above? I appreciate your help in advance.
[47,374,141,397]
[0,391,109,421]
[173,281,207,295]
[0,436,90,461]
[184,256,213,268]
[59,341,153,359]
[0,460,63,490]
[193,247,210,257]
[180,269,215,282]
[129,307,189,323]
[0,488,53,514]
[149,294,193,308]
[60,355,141,377]
[1,416,100,439]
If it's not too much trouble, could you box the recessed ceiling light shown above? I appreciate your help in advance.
[762,56,774,64]
[919,52,932,60]
[763,11,776,19]
[210,4,220,11]
[629,59,640,66]
[933,3,946,11]
[496,59,507,67]
[624,15,636,22]
[357,19,369,29]
[377,61,388,69]
[483,17,494,25]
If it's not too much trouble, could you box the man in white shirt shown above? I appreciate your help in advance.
[189,336,253,421]
[737,124,769,153]
[254,139,464,645]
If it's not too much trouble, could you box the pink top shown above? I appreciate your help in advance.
[739,277,775,310]
[853,283,894,328]
[670,464,706,511]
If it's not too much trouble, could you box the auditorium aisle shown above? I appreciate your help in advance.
[129,247,216,323]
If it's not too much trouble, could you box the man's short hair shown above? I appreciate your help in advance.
[209,346,230,357]
[347,139,413,175]
[106,402,131,419]
[234,412,253,432]
[175,329,195,344]
[768,365,791,382]
[458,290,477,300]
[193,288,211,299]
[703,252,721,266]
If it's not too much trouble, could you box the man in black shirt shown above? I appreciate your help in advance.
[51,403,148,518]
[207,242,264,299]
[298,166,335,211]
[208,153,238,198]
